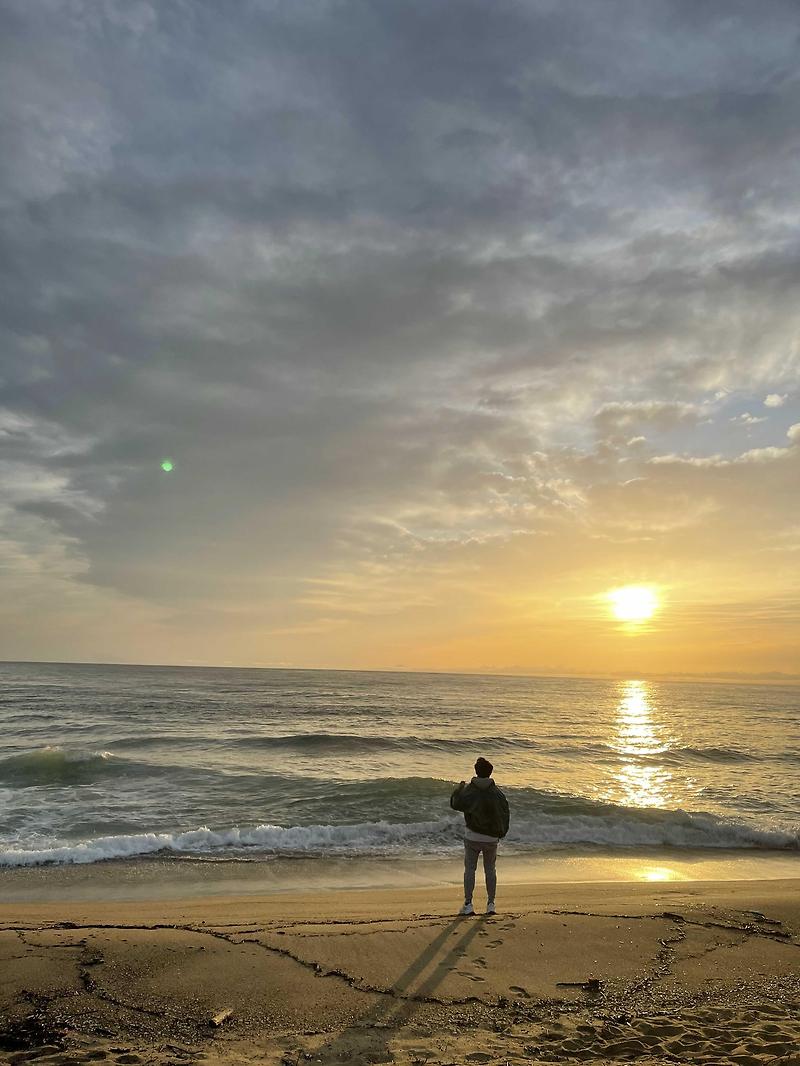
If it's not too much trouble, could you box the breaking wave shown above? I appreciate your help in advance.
[0,747,122,786]
[2,790,797,866]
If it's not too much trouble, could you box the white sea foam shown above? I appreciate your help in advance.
[0,818,452,866]
[1,808,797,866]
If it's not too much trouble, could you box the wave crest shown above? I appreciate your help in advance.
[2,796,797,867]
[0,747,118,786]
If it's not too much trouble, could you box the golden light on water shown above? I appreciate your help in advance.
[608,585,658,623]
[611,680,672,810]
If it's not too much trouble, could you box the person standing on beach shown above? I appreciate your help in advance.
[450,756,510,916]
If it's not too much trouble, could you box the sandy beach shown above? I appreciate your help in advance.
[2,867,799,1066]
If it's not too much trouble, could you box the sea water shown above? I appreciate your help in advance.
[0,661,798,866]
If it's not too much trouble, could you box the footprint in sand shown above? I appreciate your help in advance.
[457,971,486,983]
[473,956,487,968]
[486,940,503,948]
[465,1054,492,1062]
[509,985,530,998]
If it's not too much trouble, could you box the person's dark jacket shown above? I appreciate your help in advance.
[450,777,510,839]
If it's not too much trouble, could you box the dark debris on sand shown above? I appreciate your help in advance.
[0,1015,66,1053]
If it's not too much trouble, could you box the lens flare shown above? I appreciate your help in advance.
[160,459,174,472]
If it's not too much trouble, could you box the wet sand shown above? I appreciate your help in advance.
[3,850,800,903]
[1,873,799,1066]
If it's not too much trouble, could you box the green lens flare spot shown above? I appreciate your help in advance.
[160,459,174,472]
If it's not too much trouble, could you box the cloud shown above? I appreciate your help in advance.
[1,0,799,670]
[730,412,766,425]
[595,400,706,440]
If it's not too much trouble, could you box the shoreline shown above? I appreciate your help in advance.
[1,876,798,1065]
[2,848,799,904]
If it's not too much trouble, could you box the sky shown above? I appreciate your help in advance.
[1,0,799,678]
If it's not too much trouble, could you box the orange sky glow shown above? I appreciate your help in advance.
[1,5,799,680]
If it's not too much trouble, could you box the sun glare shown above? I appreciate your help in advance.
[639,866,684,882]
[608,585,658,623]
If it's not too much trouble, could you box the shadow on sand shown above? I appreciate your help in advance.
[305,914,489,1064]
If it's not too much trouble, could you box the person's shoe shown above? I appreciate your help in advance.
[458,902,475,916]
[486,900,496,915]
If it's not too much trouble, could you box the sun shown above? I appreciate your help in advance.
[608,585,659,623]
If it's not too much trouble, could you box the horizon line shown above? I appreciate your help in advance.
[2,658,799,686]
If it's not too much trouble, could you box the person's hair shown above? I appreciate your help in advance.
[475,757,493,778]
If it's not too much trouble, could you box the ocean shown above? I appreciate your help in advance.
[0,661,798,867]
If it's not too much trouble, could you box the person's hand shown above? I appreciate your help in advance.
[459,780,466,787]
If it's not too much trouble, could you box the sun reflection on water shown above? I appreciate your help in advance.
[611,680,673,809]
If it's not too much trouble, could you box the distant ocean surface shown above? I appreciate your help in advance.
[1,662,798,867]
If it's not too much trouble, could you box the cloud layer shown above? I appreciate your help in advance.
[1,0,799,673]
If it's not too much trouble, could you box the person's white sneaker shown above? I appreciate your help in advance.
[486,901,496,915]
[458,902,475,916]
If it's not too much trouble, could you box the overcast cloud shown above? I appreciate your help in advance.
[1,0,799,673]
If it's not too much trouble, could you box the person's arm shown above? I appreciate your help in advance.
[450,780,467,811]
[498,791,510,837]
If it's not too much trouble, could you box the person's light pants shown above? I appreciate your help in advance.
[463,839,497,903]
